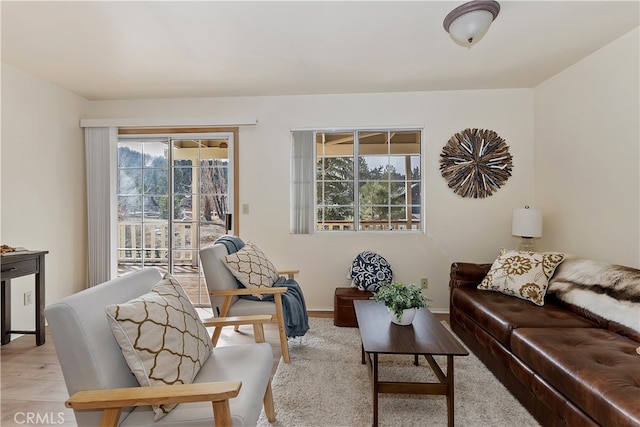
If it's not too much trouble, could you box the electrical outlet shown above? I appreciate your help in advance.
[24,291,33,306]
[420,278,428,289]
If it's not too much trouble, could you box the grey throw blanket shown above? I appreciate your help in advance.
[214,235,245,254]
[214,235,309,337]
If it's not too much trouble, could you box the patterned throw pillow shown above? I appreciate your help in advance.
[222,242,280,300]
[478,248,565,306]
[105,273,213,420]
[349,251,393,292]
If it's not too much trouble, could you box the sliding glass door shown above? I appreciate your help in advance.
[117,133,234,306]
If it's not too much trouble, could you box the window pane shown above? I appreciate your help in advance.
[390,131,421,154]
[173,167,192,194]
[143,141,168,167]
[359,181,389,206]
[359,156,387,179]
[173,223,195,249]
[318,207,354,231]
[143,169,167,194]
[200,195,226,222]
[118,195,141,218]
[318,181,354,206]
[173,195,192,221]
[118,169,142,194]
[143,196,168,220]
[119,142,143,168]
[199,222,224,248]
[318,156,354,180]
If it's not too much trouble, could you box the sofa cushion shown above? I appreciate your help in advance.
[478,249,565,305]
[105,273,213,420]
[222,242,280,300]
[511,327,640,427]
[451,287,595,347]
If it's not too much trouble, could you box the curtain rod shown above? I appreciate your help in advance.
[80,117,258,128]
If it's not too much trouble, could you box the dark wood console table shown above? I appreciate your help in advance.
[1,250,48,346]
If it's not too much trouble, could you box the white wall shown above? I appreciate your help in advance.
[534,28,640,267]
[1,64,88,333]
[4,26,636,317]
[87,89,534,311]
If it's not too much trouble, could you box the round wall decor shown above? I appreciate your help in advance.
[439,128,513,199]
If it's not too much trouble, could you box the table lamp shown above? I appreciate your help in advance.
[512,206,542,252]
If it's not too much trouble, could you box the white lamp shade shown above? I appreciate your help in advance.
[512,208,542,238]
[447,9,495,47]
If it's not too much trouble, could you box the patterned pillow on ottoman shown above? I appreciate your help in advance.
[349,251,393,292]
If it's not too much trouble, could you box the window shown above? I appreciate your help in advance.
[117,131,236,305]
[292,128,423,232]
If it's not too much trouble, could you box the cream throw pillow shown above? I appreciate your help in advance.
[222,241,280,300]
[105,273,213,420]
[478,249,565,306]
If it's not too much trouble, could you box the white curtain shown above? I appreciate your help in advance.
[84,127,117,286]
[290,131,315,234]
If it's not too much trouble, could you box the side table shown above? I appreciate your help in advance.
[1,250,48,345]
[334,287,374,327]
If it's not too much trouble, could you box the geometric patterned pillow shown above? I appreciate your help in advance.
[105,273,213,420]
[478,248,565,306]
[222,242,280,300]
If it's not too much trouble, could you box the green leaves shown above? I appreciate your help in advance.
[371,281,428,320]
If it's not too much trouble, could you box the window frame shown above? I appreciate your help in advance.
[297,126,424,233]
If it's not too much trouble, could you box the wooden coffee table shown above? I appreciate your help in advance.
[354,300,468,427]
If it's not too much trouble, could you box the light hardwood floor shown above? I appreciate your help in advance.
[0,311,446,426]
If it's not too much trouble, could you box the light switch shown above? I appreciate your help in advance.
[242,204,249,214]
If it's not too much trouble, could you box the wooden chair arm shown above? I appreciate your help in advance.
[202,315,273,328]
[278,269,299,279]
[210,287,287,297]
[66,381,241,409]
[66,381,241,427]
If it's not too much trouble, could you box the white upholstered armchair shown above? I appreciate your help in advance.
[45,268,276,426]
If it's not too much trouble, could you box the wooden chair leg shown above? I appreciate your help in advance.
[273,294,290,363]
[263,380,276,422]
[252,323,266,343]
[211,296,234,346]
[99,408,121,427]
[233,325,240,332]
[212,399,233,427]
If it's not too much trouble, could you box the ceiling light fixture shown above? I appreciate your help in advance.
[443,0,500,48]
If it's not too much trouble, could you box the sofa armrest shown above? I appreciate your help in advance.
[450,262,492,289]
[66,381,241,427]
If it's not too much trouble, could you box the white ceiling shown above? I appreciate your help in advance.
[2,1,638,101]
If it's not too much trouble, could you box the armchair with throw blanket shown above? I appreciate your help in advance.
[199,236,309,364]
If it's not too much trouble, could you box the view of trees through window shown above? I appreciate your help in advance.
[316,130,422,231]
[117,135,232,305]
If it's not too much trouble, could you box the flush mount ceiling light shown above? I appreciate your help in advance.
[443,0,500,48]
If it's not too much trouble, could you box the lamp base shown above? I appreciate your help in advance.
[519,237,536,252]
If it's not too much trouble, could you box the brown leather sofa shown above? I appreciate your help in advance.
[449,262,640,427]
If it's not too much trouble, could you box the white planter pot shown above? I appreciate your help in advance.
[388,307,416,325]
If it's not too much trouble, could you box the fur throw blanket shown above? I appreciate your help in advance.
[548,256,640,333]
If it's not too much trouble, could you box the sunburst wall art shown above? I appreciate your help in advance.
[439,128,513,199]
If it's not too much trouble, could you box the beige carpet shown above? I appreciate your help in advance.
[257,317,539,427]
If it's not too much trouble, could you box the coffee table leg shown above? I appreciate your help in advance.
[447,355,454,427]
[373,353,379,427]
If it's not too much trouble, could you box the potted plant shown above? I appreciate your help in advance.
[371,281,429,325]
